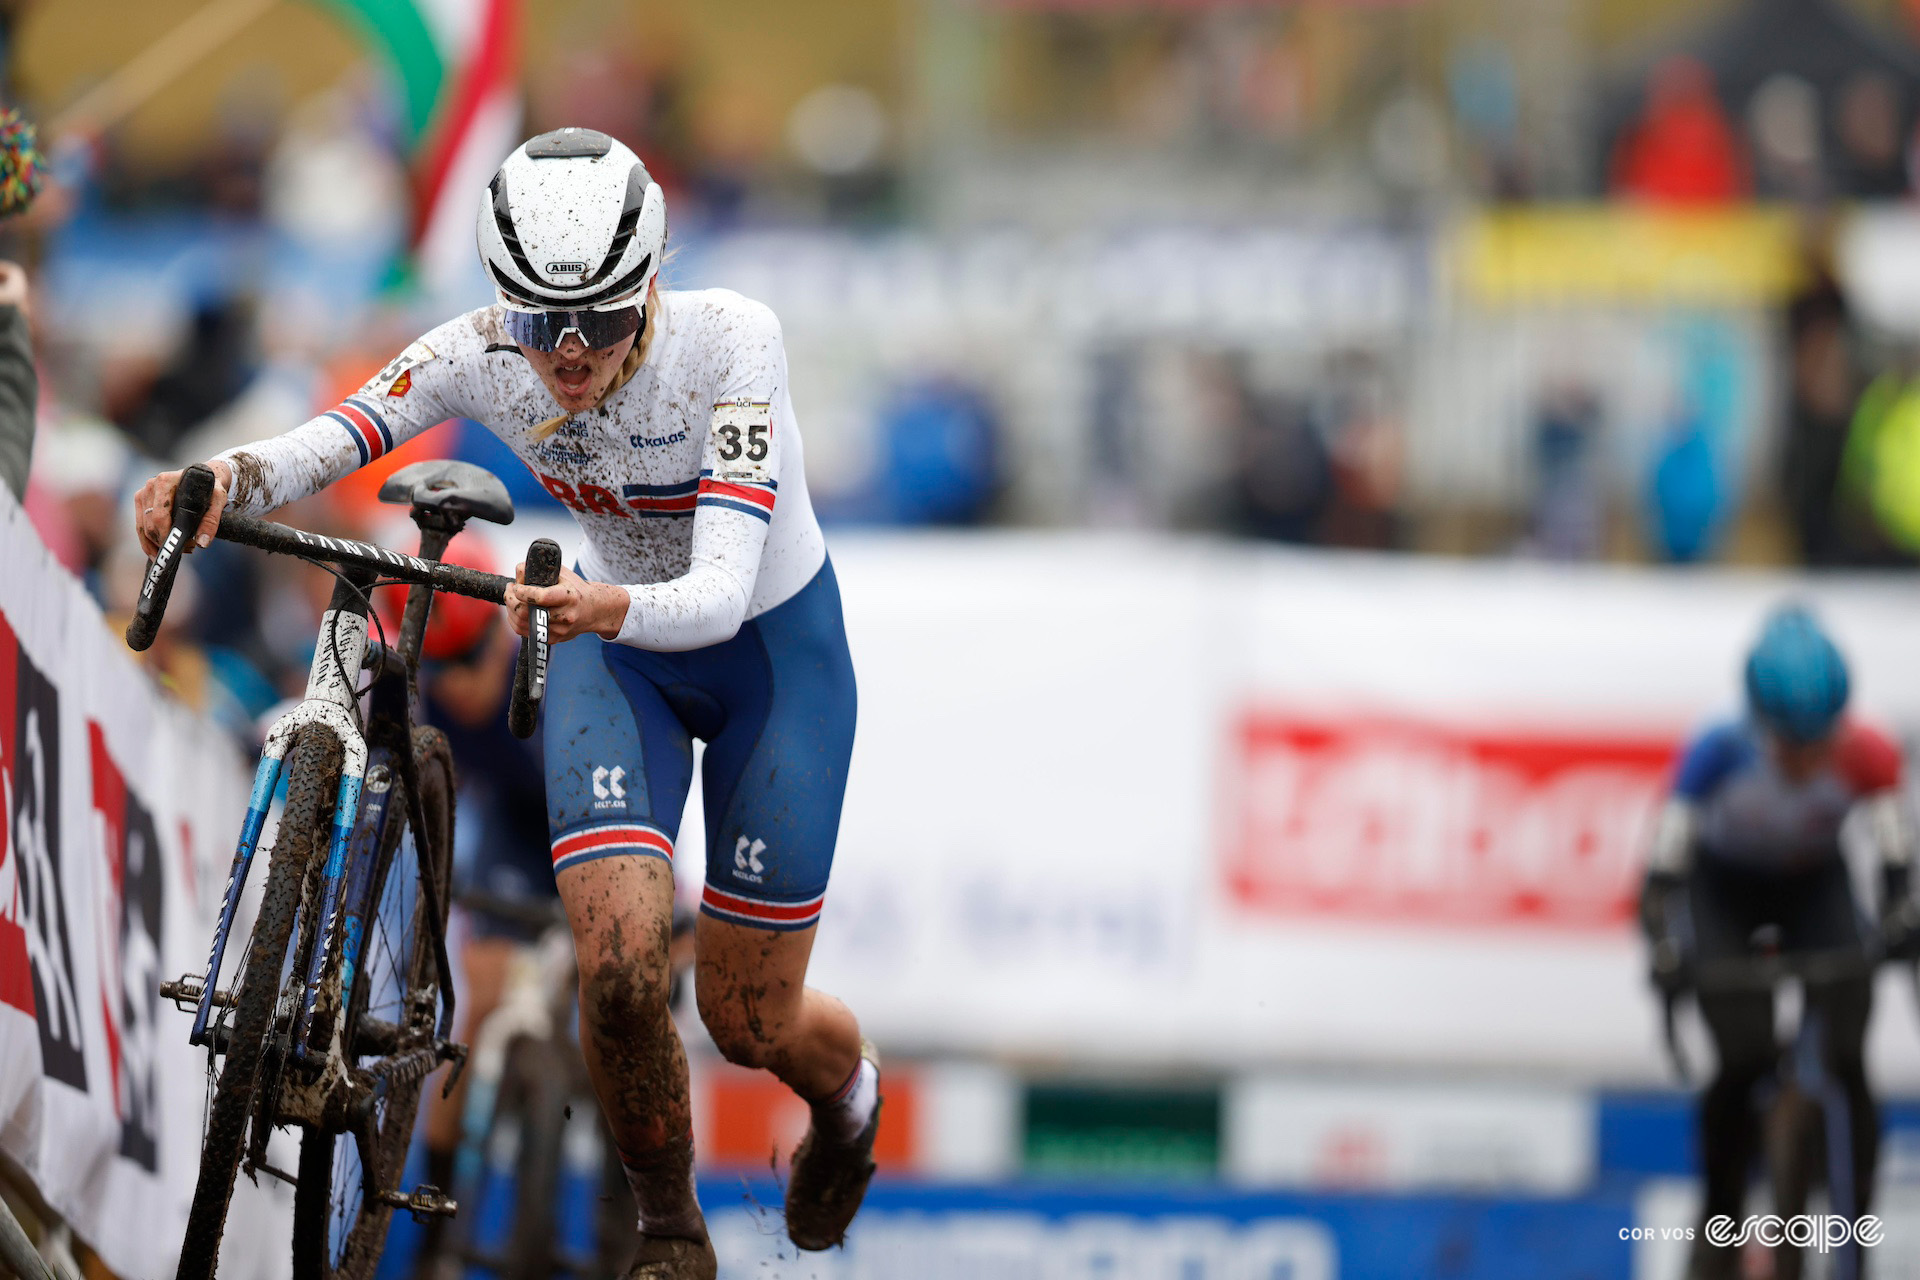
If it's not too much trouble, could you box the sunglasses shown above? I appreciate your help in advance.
[504,304,643,353]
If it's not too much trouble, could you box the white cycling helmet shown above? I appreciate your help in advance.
[477,127,666,311]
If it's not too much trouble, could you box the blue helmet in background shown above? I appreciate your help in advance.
[1745,605,1850,744]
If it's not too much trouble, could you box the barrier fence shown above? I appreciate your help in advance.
[9,494,1920,1274]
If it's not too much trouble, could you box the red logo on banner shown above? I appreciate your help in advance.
[0,613,33,1016]
[90,721,163,1168]
[1224,712,1676,929]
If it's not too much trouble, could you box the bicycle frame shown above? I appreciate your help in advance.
[191,570,374,1051]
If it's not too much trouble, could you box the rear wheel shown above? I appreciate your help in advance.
[176,733,342,1280]
[292,728,455,1280]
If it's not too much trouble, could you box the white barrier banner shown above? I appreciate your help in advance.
[0,489,285,1279]
[809,535,1920,1086]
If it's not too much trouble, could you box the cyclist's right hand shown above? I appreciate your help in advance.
[133,459,233,558]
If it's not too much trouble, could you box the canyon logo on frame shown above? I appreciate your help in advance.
[1224,712,1677,929]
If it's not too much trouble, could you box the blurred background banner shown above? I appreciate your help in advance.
[797,535,1920,1084]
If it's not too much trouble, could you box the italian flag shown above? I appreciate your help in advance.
[314,0,521,293]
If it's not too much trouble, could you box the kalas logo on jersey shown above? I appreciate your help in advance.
[631,430,688,449]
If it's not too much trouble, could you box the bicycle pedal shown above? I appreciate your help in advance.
[379,1183,458,1223]
[160,973,230,1013]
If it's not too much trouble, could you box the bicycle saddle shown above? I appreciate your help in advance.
[377,460,515,526]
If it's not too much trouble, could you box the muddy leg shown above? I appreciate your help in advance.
[693,916,859,1100]
[560,855,702,1238]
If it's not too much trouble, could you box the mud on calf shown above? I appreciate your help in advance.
[695,966,796,1074]
[584,957,674,1046]
[580,957,689,1142]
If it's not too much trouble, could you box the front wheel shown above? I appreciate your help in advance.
[292,728,455,1280]
[176,732,342,1280]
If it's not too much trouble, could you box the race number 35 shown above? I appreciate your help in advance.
[712,401,773,477]
[717,421,767,462]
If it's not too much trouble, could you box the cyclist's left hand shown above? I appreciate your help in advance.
[504,563,627,643]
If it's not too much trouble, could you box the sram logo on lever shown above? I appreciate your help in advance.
[530,609,550,696]
[142,528,184,595]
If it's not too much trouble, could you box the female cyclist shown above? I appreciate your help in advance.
[133,128,878,1280]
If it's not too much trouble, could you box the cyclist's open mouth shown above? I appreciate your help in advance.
[555,361,593,396]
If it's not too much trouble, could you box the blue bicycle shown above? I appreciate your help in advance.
[133,460,562,1280]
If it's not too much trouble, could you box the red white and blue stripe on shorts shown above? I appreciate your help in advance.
[701,884,824,931]
[550,820,674,875]
[696,469,776,523]
[324,396,396,466]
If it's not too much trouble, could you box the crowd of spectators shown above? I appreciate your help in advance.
[12,1,1920,747]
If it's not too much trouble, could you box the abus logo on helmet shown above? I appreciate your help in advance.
[1704,1214,1883,1251]
[546,261,586,277]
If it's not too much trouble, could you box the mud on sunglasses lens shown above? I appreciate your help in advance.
[505,305,642,352]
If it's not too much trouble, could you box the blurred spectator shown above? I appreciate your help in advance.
[263,82,407,258]
[1222,358,1331,545]
[1611,57,1749,204]
[1747,73,1824,202]
[1837,352,1920,565]
[1779,253,1858,565]
[867,377,1003,526]
[1837,71,1909,199]
[1526,383,1605,561]
[1315,349,1403,550]
[0,259,33,499]
[1646,423,1722,563]
[28,415,130,591]
[1449,40,1525,200]
[117,295,259,459]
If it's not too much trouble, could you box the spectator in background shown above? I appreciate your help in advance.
[1222,355,1330,544]
[1837,71,1910,200]
[1837,350,1920,566]
[1527,383,1605,561]
[118,295,259,461]
[1611,57,1749,204]
[871,378,1002,525]
[1779,248,1859,566]
[1314,348,1404,551]
[0,259,33,500]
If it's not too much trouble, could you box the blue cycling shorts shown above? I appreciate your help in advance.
[542,558,857,931]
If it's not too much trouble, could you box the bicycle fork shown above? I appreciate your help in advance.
[170,572,375,1053]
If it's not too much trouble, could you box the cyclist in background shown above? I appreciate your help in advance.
[132,128,877,1280]
[381,537,557,1251]
[1639,605,1920,1279]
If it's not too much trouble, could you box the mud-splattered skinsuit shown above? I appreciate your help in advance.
[216,289,856,927]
